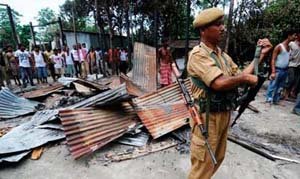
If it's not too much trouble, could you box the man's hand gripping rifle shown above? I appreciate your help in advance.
[171,62,217,165]
[231,46,265,127]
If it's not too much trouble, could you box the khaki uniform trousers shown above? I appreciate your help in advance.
[188,111,230,179]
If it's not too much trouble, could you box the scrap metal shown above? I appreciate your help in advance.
[132,79,191,106]
[0,150,31,163]
[69,84,132,109]
[132,80,191,139]
[136,102,190,139]
[132,42,157,92]
[120,74,146,97]
[117,132,149,147]
[58,77,109,91]
[0,88,43,119]
[22,83,64,99]
[59,107,139,159]
[0,110,64,162]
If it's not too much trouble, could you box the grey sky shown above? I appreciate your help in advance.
[1,0,66,25]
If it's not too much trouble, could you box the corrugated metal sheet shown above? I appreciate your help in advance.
[0,110,64,162]
[73,78,109,91]
[136,102,190,139]
[108,75,122,89]
[132,80,191,139]
[69,84,131,109]
[120,74,146,97]
[58,77,109,91]
[132,79,191,106]
[59,108,139,159]
[22,84,64,99]
[0,150,31,163]
[0,88,43,119]
[117,132,149,147]
[132,42,157,92]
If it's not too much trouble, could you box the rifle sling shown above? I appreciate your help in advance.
[191,47,230,138]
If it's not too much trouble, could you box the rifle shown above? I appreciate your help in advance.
[231,46,266,127]
[171,61,217,165]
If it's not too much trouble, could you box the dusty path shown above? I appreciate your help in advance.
[1,140,299,179]
[1,84,299,179]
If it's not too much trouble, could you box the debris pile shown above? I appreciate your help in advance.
[0,43,191,164]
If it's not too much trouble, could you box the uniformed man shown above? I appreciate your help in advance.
[187,8,273,179]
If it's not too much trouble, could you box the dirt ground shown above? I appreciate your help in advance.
[0,82,300,179]
[1,141,299,179]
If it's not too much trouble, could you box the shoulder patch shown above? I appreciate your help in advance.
[191,46,201,55]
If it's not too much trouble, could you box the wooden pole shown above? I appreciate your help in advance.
[126,0,132,64]
[154,3,158,89]
[183,0,191,79]
[29,22,36,47]
[6,5,20,46]
[72,0,81,60]
[58,17,65,47]
[72,1,78,47]
[225,0,234,53]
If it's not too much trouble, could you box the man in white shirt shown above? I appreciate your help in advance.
[32,46,48,83]
[71,44,81,77]
[80,43,89,78]
[285,31,300,98]
[119,48,128,74]
[15,44,34,88]
[50,49,64,80]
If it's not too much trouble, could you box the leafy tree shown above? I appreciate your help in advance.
[227,0,300,66]
[18,25,31,47]
[0,7,21,48]
[35,8,58,42]
[264,0,300,43]
[196,0,224,8]
[59,0,93,31]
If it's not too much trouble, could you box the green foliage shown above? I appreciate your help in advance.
[35,8,58,42]
[228,0,300,65]
[195,0,227,8]
[18,25,31,47]
[59,0,94,31]
[0,7,21,47]
[264,0,300,43]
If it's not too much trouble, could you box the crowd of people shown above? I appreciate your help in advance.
[0,43,129,88]
[157,30,300,117]
[265,30,300,115]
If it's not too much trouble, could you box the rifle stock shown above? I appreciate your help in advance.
[171,63,217,165]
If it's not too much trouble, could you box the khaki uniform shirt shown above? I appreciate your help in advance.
[187,42,240,100]
[187,42,240,179]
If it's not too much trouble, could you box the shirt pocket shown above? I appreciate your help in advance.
[190,134,206,161]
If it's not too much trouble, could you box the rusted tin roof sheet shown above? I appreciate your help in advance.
[108,75,122,89]
[132,80,191,139]
[59,107,139,159]
[120,74,146,97]
[132,42,157,92]
[22,83,64,99]
[0,88,43,119]
[132,79,191,106]
[136,102,190,139]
